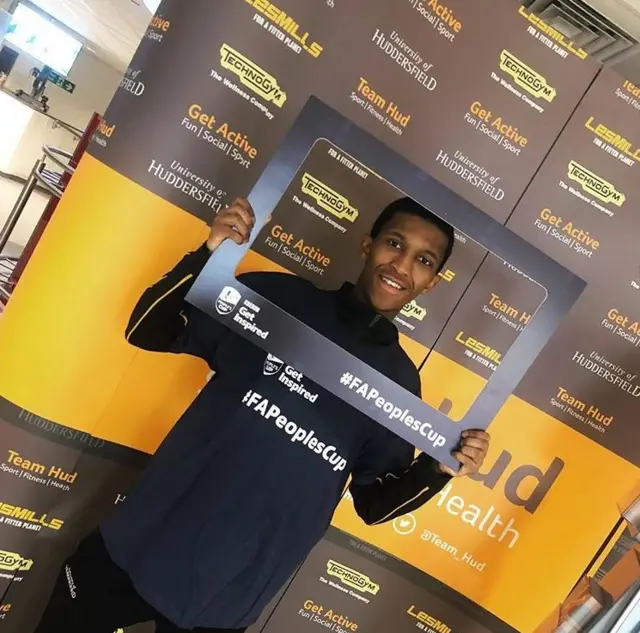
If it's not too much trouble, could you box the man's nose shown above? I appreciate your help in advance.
[391,252,412,277]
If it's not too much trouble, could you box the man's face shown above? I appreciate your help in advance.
[356,211,449,316]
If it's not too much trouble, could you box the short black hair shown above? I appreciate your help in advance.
[370,197,455,272]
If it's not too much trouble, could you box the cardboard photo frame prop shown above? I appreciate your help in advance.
[186,96,586,469]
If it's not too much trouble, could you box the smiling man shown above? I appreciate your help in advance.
[355,197,450,315]
[36,196,490,633]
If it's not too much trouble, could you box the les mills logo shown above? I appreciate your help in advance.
[326,560,380,596]
[499,50,556,102]
[220,43,287,107]
[567,161,625,207]
[0,502,64,531]
[407,605,452,633]
[302,174,359,223]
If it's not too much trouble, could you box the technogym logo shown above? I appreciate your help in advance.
[567,161,625,207]
[301,173,359,222]
[401,300,426,321]
[499,50,556,102]
[0,550,33,573]
[326,560,380,595]
[220,43,287,107]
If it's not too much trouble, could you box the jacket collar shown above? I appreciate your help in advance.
[333,282,399,346]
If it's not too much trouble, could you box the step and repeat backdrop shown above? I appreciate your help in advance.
[0,1,639,632]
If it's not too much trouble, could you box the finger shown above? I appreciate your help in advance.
[452,451,476,476]
[218,211,250,236]
[222,203,254,229]
[231,198,255,224]
[233,207,255,234]
[232,197,252,211]
[231,200,255,227]
[218,225,245,245]
[459,444,484,464]
[462,430,490,441]
[218,213,251,241]
[459,437,489,450]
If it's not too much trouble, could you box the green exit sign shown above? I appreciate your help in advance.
[46,69,76,94]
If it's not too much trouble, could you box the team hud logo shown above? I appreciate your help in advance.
[216,286,242,315]
[302,173,359,222]
[93,119,116,148]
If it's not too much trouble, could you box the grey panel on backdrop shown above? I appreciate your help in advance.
[187,97,586,470]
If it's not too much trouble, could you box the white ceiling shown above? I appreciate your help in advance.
[29,0,152,72]
[586,0,640,79]
[16,0,640,81]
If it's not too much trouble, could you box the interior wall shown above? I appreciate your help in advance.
[0,15,124,248]
[0,46,122,181]
[4,46,123,130]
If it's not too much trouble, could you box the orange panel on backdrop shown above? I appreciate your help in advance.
[0,157,209,444]
[419,351,487,418]
[0,159,634,632]
[331,354,639,633]
[0,162,427,456]
[93,247,295,451]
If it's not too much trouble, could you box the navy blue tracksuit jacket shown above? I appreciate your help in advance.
[100,244,451,630]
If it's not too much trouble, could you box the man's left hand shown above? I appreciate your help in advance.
[437,430,490,478]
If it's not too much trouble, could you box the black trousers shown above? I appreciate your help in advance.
[34,530,245,633]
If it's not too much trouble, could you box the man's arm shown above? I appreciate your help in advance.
[349,429,491,526]
[126,244,213,352]
[125,198,257,366]
[349,436,451,526]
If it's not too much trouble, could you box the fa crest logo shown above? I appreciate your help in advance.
[215,286,241,315]
[263,354,284,376]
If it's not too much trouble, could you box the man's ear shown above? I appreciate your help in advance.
[360,235,373,261]
[421,275,442,294]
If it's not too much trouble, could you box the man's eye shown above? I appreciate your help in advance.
[418,256,434,267]
[388,238,402,249]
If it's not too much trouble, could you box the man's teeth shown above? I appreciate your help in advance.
[382,277,403,290]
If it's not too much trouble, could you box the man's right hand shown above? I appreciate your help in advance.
[206,198,256,253]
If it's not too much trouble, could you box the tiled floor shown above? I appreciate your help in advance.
[0,175,50,256]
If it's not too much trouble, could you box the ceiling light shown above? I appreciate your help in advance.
[142,0,162,13]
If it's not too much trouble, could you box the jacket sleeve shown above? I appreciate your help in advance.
[349,432,452,526]
[125,243,228,367]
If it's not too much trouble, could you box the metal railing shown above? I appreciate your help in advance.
[0,145,75,302]
[0,256,16,301]
[51,118,83,141]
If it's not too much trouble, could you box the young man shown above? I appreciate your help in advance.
[36,197,490,633]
